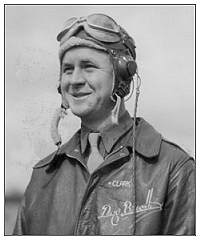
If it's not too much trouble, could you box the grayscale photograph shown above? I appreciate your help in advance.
[5,4,195,235]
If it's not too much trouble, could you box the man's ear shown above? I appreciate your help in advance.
[57,84,61,94]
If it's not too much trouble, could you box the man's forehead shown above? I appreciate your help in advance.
[62,46,109,63]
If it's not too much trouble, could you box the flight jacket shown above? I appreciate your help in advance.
[13,114,195,235]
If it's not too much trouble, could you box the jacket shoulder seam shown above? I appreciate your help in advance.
[162,138,191,156]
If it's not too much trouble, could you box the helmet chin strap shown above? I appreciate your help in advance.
[50,89,69,148]
[50,105,68,149]
[111,94,121,125]
[110,68,121,125]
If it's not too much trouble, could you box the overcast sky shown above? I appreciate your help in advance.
[5,5,195,194]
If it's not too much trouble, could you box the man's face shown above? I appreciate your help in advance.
[61,47,114,121]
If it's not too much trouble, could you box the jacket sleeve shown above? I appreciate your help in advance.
[161,157,195,235]
[13,196,27,235]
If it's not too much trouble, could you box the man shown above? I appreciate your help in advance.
[13,13,195,235]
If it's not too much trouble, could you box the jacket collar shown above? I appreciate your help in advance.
[33,117,162,169]
[135,118,162,158]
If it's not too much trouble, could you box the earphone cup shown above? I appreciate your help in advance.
[127,60,137,76]
[117,58,137,79]
[113,54,137,98]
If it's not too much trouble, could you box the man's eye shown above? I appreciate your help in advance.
[84,64,97,71]
[63,68,73,74]
[85,64,94,68]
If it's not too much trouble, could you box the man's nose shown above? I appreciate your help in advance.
[69,68,85,86]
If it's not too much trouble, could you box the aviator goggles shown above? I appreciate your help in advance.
[57,13,124,44]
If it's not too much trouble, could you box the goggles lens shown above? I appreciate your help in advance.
[87,13,120,33]
[57,13,121,43]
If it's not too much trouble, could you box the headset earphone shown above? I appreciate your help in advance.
[110,49,137,99]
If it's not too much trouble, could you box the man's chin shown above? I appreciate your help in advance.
[71,108,92,119]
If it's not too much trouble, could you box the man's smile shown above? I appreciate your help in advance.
[70,91,92,99]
